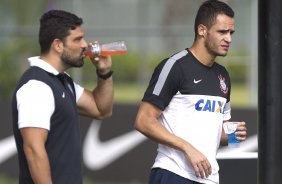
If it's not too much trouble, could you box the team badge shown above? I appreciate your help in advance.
[218,74,228,94]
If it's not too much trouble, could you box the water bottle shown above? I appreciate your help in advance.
[84,41,127,58]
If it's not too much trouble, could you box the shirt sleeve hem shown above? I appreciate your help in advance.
[18,122,50,131]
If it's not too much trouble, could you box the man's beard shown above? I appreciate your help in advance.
[205,38,228,57]
[61,50,84,68]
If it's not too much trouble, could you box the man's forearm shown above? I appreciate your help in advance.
[93,77,114,116]
[24,146,53,184]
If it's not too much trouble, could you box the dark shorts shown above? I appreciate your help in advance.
[149,168,203,184]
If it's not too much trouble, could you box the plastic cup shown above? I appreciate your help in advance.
[223,122,240,148]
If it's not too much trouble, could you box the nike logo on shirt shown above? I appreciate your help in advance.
[194,79,202,84]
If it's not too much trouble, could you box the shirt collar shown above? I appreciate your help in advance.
[28,56,60,75]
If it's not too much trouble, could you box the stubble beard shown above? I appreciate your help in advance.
[61,50,84,68]
[205,39,228,57]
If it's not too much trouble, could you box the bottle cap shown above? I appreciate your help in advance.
[90,43,101,56]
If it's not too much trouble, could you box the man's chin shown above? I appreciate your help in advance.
[75,62,84,68]
[218,52,228,57]
[71,60,84,68]
[77,58,85,67]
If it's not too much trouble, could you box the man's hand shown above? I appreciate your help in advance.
[91,55,112,74]
[183,144,212,179]
[235,121,247,141]
[88,42,113,74]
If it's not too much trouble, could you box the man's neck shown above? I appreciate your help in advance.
[40,54,66,73]
[188,43,216,67]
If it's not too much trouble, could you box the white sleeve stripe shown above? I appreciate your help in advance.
[153,50,188,96]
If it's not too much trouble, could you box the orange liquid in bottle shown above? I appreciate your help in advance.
[84,50,94,58]
[100,50,127,56]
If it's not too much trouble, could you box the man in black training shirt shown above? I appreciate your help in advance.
[135,1,247,184]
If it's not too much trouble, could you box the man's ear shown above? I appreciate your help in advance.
[198,24,207,37]
[52,38,64,53]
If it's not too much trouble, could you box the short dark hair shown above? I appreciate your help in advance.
[39,10,83,54]
[194,0,234,36]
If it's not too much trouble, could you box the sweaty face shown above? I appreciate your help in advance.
[61,26,88,68]
[204,14,235,57]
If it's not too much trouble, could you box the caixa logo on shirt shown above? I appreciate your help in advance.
[195,99,225,114]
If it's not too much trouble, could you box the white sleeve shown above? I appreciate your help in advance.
[73,81,84,102]
[16,80,55,130]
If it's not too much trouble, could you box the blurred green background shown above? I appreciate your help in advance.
[0,0,258,183]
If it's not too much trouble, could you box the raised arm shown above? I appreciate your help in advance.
[77,56,114,119]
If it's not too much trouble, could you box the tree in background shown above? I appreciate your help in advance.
[0,0,49,101]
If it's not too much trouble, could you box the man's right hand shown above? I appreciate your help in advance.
[183,144,212,179]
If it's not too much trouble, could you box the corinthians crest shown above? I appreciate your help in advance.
[218,74,228,94]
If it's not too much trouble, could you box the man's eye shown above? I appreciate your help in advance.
[219,30,227,34]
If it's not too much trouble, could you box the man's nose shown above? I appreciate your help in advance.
[82,39,88,48]
[225,33,232,43]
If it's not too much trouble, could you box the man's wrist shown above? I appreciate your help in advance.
[96,69,113,80]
